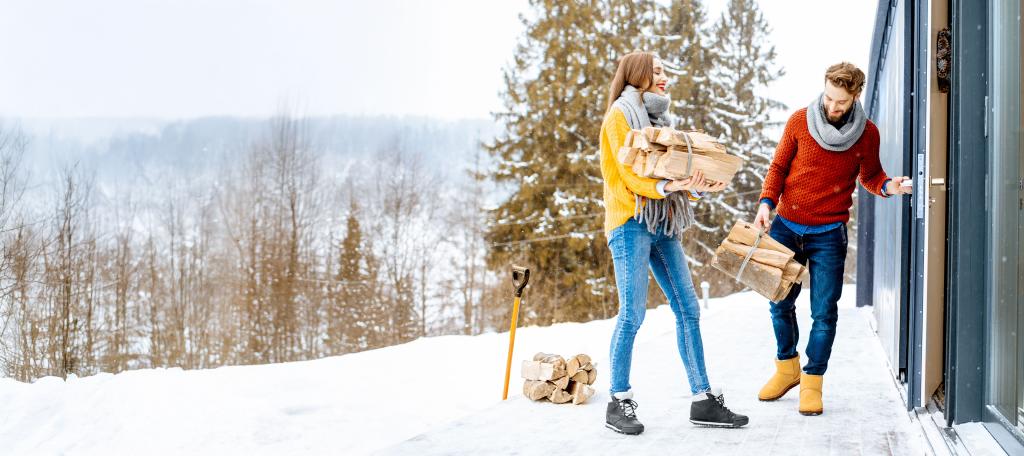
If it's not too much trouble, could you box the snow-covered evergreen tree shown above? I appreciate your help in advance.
[670,0,785,291]
[655,0,717,132]
[484,0,662,325]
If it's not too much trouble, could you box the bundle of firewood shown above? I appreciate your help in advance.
[521,353,596,405]
[711,221,810,302]
[617,127,743,185]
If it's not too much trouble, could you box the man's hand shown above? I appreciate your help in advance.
[753,202,772,231]
[885,176,913,195]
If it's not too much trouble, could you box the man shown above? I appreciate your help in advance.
[752,62,912,416]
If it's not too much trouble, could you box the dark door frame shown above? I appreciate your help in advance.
[906,0,929,411]
[945,0,988,427]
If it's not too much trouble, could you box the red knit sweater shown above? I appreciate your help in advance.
[759,108,891,226]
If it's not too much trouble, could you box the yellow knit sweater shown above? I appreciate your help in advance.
[599,107,700,237]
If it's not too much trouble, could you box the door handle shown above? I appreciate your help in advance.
[928,178,945,207]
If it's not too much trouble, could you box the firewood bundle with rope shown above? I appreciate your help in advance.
[617,127,743,185]
[521,353,596,405]
[711,221,810,302]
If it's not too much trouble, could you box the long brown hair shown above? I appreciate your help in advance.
[605,51,655,113]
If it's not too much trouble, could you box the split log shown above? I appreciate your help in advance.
[521,360,564,381]
[629,130,651,149]
[617,147,640,165]
[665,141,729,156]
[654,148,742,183]
[719,239,794,269]
[523,352,596,404]
[781,261,808,284]
[641,127,661,143]
[523,380,556,401]
[726,221,793,255]
[567,355,582,377]
[552,374,570,390]
[632,152,647,176]
[654,128,688,146]
[648,142,668,152]
[643,150,664,177]
[771,281,796,303]
[570,382,595,405]
[520,360,546,380]
[567,354,592,375]
[711,246,783,299]
[533,352,556,362]
[549,388,573,404]
[532,353,567,379]
[571,370,589,384]
[616,128,743,186]
[655,129,728,152]
[534,353,566,366]
[712,220,811,301]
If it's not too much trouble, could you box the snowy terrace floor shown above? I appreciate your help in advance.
[0,285,926,455]
[384,285,925,455]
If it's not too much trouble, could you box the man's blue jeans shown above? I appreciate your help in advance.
[767,220,848,375]
[607,218,711,396]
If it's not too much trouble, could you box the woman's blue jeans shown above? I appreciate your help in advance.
[767,220,848,375]
[607,218,710,396]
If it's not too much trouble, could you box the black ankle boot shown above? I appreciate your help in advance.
[689,389,749,428]
[606,395,644,435]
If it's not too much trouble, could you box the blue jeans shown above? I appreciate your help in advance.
[607,218,710,396]
[767,220,848,375]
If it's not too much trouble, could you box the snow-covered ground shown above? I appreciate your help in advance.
[0,285,924,455]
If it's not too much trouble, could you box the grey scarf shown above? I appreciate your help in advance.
[806,93,867,151]
[612,86,694,239]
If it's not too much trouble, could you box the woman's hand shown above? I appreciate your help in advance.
[694,180,728,193]
[665,170,706,192]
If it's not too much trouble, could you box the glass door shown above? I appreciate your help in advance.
[1017,0,1024,433]
[987,0,1022,441]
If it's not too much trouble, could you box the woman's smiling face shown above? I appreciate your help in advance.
[650,58,669,95]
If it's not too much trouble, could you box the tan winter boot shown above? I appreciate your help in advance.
[758,355,801,401]
[799,373,824,415]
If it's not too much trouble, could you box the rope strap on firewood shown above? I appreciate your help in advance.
[735,227,765,282]
[681,131,694,178]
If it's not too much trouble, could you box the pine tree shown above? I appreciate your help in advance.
[680,0,785,291]
[655,0,717,131]
[485,0,661,325]
[330,195,376,354]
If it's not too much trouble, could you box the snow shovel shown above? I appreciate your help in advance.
[502,265,531,400]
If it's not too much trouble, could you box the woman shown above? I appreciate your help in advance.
[600,51,748,434]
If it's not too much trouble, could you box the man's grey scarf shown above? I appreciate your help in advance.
[806,93,867,152]
[612,85,693,239]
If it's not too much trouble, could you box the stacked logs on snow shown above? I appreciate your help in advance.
[521,353,596,405]
[617,127,743,185]
[711,221,810,302]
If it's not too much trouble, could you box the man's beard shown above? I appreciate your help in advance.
[827,110,848,122]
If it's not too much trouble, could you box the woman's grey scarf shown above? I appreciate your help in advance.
[612,85,694,239]
[806,93,867,151]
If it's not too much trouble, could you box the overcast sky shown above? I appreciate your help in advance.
[1,0,876,121]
